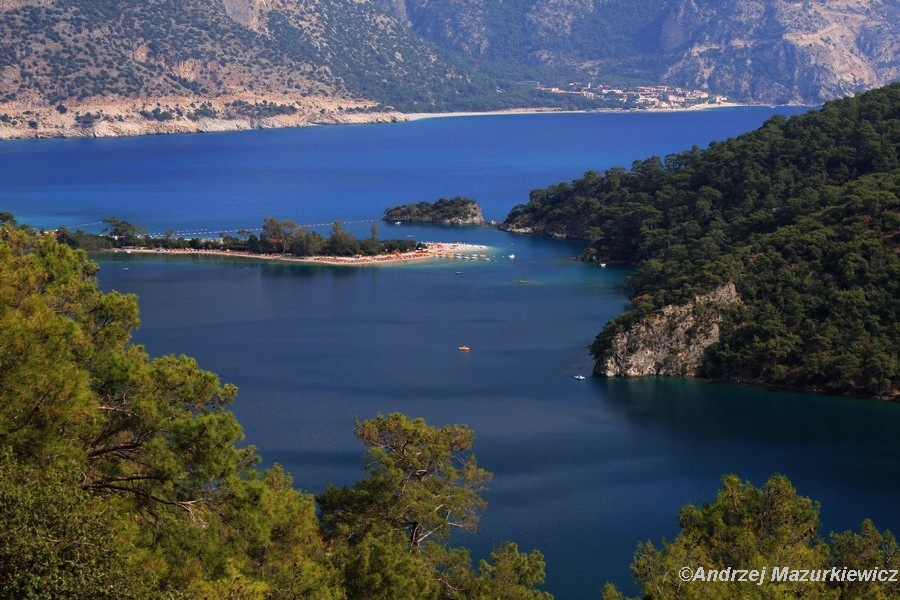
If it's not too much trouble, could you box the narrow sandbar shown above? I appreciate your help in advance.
[403,102,754,121]
[106,242,492,267]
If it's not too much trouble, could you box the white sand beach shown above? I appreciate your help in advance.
[111,242,492,266]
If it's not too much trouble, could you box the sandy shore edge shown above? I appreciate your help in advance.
[1,99,788,140]
[103,242,493,266]
[402,102,759,121]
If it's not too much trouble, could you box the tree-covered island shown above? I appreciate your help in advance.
[384,197,485,225]
[502,83,899,400]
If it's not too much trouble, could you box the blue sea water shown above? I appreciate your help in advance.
[5,108,808,233]
[4,108,899,599]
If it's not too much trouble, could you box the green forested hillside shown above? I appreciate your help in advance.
[503,83,900,399]
[2,220,897,597]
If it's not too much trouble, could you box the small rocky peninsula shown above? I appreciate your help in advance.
[384,197,484,226]
[594,283,742,378]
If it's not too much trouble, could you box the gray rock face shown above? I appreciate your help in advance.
[373,0,899,104]
[596,282,742,378]
[660,0,900,103]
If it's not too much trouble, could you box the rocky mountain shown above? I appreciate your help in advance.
[376,0,899,104]
[660,0,900,104]
[0,0,502,138]
[1,0,898,138]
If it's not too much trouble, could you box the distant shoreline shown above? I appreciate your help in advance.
[0,98,798,140]
[402,101,769,121]
[103,242,492,266]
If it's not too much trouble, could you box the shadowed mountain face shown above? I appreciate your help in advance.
[659,0,900,103]
[374,0,899,104]
[1,0,897,113]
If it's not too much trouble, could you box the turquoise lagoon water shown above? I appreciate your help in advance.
[3,108,899,598]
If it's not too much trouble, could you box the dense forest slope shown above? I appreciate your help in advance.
[503,83,900,399]
[376,0,899,104]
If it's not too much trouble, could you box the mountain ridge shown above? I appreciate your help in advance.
[1,0,898,138]
[378,0,899,103]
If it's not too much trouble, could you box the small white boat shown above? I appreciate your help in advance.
[574,375,586,380]
[599,263,607,268]
[507,254,516,259]
[395,221,402,225]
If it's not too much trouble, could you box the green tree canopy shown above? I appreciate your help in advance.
[319,413,552,598]
[319,413,492,548]
[102,216,146,245]
[0,224,336,595]
[604,474,899,600]
[0,224,551,597]
[504,83,900,399]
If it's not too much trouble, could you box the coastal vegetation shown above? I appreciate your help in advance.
[2,218,897,598]
[503,83,900,400]
[603,475,899,600]
[384,197,485,225]
[0,222,550,598]
[56,216,419,258]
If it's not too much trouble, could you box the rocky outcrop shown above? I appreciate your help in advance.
[595,283,741,378]
[498,209,582,238]
[527,0,594,38]
[498,224,536,235]
[660,0,900,104]
[374,0,491,55]
[384,198,484,225]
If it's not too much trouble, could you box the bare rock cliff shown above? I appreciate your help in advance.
[660,0,900,103]
[596,282,742,378]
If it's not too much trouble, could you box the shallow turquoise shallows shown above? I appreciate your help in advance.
[4,108,898,599]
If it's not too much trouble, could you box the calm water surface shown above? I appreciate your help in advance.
[4,109,898,598]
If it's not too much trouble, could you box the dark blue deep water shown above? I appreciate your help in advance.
[4,108,898,598]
